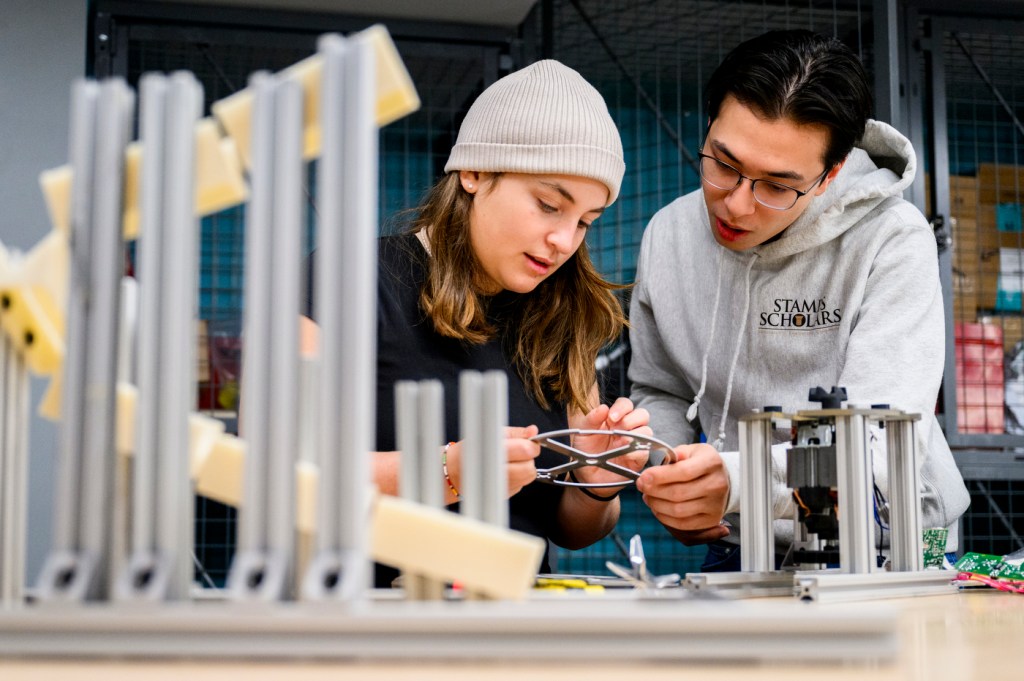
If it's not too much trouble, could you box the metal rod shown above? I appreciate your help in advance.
[459,371,483,522]
[739,416,775,573]
[833,414,875,574]
[481,371,507,528]
[885,417,922,572]
[159,71,202,598]
[132,74,167,560]
[237,72,275,555]
[266,74,303,596]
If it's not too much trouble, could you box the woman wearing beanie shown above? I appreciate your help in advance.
[306,60,646,586]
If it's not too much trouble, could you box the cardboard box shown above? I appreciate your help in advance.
[979,163,1024,205]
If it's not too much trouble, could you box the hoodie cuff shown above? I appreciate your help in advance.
[719,449,742,515]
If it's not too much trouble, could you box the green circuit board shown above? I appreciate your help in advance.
[922,528,949,568]
[954,552,1024,581]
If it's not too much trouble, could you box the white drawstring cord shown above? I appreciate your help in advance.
[711,253,758,450]
[686,247,726,423]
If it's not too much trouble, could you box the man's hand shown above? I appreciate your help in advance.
[636,443,730,544]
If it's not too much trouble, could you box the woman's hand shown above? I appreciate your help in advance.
[444,425,541,501]
[569,397,652,489]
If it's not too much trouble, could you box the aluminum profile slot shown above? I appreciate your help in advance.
[309,32,376,602]
[265,74,303,598]
[229,72,291,601]
[738,412,776,573]
[119,71,203,602]
[415,380,446,600]
[119,74,168,601]
[833,412,875,574]
[481,371,508,528]
[37,78,134,602]
[159,71,202,599]
[0,338,29,607]
[884,412,923,572]
[37,80,99,602]
[458,371,484,523]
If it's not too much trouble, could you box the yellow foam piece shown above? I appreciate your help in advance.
[39,117,249,239]
[0,285,64,376]
[195,433,246,505]
[372,494,546,601]
[0,231,69,377]
[188,412,227,479]
[296,460,318,535]
[194,119,249,218]
[211,23,420,168]
[116,382,138,457]
[37,372,61,421]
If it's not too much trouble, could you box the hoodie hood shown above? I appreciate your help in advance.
[752,120,918,262]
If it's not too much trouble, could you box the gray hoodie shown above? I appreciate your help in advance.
[629,120,970,550]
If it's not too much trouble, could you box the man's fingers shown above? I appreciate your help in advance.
[666,524,731,546]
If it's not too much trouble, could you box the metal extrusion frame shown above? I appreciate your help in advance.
[0,598,898,662]
[796,570,957,604]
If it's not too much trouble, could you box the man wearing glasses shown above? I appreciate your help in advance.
[628,29,969,570]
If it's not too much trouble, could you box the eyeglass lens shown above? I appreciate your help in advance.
[699,156,799,210]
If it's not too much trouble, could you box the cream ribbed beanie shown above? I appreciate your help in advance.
[444,60,625,205]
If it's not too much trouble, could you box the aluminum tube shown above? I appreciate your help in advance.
[0,341,14,605]
[834,414,875,574]
[417,380,446,600]
[335,34,377,594]
[266,75,303,585]
[481,371,508,528]
[0,348,28,607]
[158,71,202,598]
[459,371,483,521]
[54,80,98,553]
[395,382,420,501]
[11,356,28,606]
[79,78,133,597]
[739,417,774,573]
[313,35,346,553]
[238,72,275,553]
[886,418,922,572]
[132,73,167,555]
[417,381,445,511]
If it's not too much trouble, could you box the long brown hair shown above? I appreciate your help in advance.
[411,172,626,415]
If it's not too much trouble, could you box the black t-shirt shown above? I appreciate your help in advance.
[307,233,568,584]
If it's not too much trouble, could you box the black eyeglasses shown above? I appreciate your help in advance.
[697,153,828,211]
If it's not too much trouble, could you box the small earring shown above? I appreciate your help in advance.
[466,182,474,189]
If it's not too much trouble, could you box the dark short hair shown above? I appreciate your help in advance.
[705,29,873,171]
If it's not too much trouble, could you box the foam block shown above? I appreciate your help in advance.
[39,118,249,239]
[212,23,419,168]
[372,494,546,601]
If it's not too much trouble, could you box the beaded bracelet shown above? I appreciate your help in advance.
[442,442,461,500]
[568,470,621,502]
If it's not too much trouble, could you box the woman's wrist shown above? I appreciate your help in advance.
[442,442,461,502]
[567,470,621,502]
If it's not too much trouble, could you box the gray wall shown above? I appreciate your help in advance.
[0,0,87,584]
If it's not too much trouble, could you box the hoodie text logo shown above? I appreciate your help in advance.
[759,298,842,330]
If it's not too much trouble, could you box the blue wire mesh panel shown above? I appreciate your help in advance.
[961,480,1023,558]
[537,0,873,576]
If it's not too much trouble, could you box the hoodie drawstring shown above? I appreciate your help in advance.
[711,253,758,450]
[686,247,726,424]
